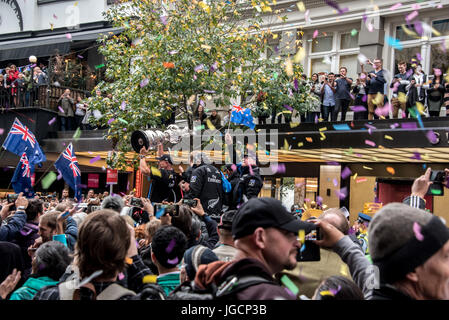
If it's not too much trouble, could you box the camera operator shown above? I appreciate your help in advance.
[139,144,178,203]
[320,73,337,121]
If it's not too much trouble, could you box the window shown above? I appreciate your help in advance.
[311,36,333,53]
[396,25,417,42]
[432,19,449,37]
[393,46,421,74]
[311,58,331,75]
[340,33,358,50]
[430,44,449,75]
[339,54,358,79]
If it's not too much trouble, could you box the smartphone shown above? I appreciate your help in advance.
[154,203,179,218]
[430,170,445,183]
[428,183,444,196]
[7,194,18,211]
[297,241,321,262]
[182,199,198,207]
[7,194,18,203]
[297,227,322,262]
[130,197,143,208]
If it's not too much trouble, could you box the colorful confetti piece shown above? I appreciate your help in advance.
[90,155,101,164]
[413,222,424,241]
[280,275,299,296]
[41,172,57,189]
[48,117,56,125]
[386,167,395,175]
[142,275,157,284]
[362,166,373,170]
[341,167,352,179]
[356,177,367,183]
[167,257,179,265]
[365,140,376,147]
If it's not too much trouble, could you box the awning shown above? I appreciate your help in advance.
[0,27,122,61]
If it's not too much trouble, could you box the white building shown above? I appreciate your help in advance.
[260,0,449,80]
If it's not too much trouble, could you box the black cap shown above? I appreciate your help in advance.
[218,210,237,230]
[181,171,192,183]
[156,154,173,165]
[232,198,315,239]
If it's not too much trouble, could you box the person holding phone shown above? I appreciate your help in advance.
[280,208,352,299]
[0,193,28,242]
[360,58,386,120]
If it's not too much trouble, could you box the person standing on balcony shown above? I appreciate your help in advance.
[75,95,87,130]
[321,73,337,122]
[57,89,75,131]
[390,61,411,119]
[335,67,353,122]
[7,65,18,108]
[361,58,386,120]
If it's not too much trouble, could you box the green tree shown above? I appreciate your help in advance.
[88,0,313,170]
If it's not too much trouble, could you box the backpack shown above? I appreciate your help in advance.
[168,274,272,300]
[58,278,137,300]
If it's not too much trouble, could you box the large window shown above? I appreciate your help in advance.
[340,33,358,50]
[393,46,421,74]
[311,36,333,53]
[396,25,417,42]
[430,44,449,75]
[432,19,449,37]
[311,57,331,75]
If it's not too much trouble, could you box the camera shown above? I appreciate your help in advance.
[130,197,143,208]
[296,226,322,262]
[427,170,446,196]
[154,203,179,218]
[7,194,18,211]
[182,199,198,207]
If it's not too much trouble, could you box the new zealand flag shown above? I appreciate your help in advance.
[11,152,35,198]
[54,143,82,201]
[2,118,46,166]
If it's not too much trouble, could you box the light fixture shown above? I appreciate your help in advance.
[29,55,37,64]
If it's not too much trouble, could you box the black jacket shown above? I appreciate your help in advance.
[149,168,177,203]
[233,166,263,205]
[223,170,241,210]
[188,163,223,216]
[367,284,414,300]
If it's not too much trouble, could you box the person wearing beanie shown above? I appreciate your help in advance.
[182,245,218,282]
[366,203,449,300]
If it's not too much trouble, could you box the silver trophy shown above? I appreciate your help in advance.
[131,125,190,153]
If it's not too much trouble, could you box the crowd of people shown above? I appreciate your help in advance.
[0,133,447,301]
[0,63,48,109]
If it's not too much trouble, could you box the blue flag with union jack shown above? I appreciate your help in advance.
[230,105,255,129]
[54,143,82,201]
[2,118,46,166]
[11,152,35,198]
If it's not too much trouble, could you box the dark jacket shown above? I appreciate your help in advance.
[188,163,223,216]
[223,169,241,210]
[0,211,27,242]
[367,284,414,300]
[233,166,263,205]
[367,69,386,94]
[12,221,39,276]
[187,215,219,250]
[195,258,295,300]
[149,168,177,203]
[390,73,411,95]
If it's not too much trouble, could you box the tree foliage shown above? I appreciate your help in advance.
[87,0,314,170]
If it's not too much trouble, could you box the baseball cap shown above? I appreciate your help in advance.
[218,210,237,230]
[358,213,372,222]
[232,198,315,239]
[156,154,173,165]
